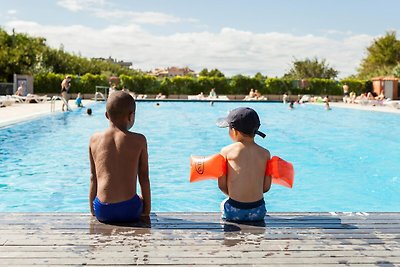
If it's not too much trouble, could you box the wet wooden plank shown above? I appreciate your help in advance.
[0,212,399,266]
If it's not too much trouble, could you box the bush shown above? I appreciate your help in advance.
[33,72,369,97]
[340,79,368,95]
[34,73,64,93]
[265,78,292,94]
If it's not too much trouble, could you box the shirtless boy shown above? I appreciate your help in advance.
[217,107,271,221]
[89,91,151,223]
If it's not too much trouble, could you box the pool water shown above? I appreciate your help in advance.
[0,102,399,212]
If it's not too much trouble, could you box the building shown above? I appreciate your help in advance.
[149,67,197,78]
[92,57,133,68]
[372,76,399,100]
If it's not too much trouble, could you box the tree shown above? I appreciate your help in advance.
[284,57,338,79]
[0,28,47,81]
[198,68,225,77]
[392,63,400,78]
[358,31,400,79]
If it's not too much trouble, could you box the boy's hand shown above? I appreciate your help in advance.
[140,214,151,226]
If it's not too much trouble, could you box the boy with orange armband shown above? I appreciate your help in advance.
[216,107,271,222]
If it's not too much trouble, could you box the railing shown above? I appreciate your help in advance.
[94,92,106,101]
[51,96,71,112]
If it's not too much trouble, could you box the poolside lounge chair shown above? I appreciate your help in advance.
[0,96,17,106]
[12,94,49,103]
[383,100,400,109]
[136,94,147,99]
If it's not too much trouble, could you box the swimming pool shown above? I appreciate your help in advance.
[0,101,399,212]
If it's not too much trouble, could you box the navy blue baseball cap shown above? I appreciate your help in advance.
[216,107,266,138]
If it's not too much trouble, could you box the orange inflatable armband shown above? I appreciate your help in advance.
[266,156,294,188]
[190,154,294,188]
[190,154,226,183]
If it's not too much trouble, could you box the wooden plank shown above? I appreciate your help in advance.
[0,250,400,258]
[0,212,399,266]
[0,243,399,252]
[0,256,399,265]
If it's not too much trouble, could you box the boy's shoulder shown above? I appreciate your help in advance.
[221,142,270,158]
[220,142,238,155]
[89,131,102,143]
[126,131,147,141]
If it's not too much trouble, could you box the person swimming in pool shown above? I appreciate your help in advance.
[88,91,151,223]
[216,107,271,222]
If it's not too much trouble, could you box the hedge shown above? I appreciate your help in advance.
[33,72,369,96]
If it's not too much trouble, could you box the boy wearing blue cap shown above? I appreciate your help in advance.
[217,107,271,222]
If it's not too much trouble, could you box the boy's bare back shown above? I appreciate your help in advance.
[89,129,147,203]
[89,91,150,220]
[221,141,270,202]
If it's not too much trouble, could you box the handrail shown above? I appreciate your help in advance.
[51,96,71,112]
[94,92,106,101]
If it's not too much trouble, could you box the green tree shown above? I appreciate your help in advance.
[0,28,46,81]
[358,31,400,79]
[284,57,338,79]
[198,68,225,77]
[392,63,400,78]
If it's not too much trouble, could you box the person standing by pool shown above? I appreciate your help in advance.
[209,88,217,99]
[343,83,349,102]
[89,91,151,223]
[61,75,72,111]
[216,107,271,222]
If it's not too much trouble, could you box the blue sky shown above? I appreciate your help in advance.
[1,0,399,77]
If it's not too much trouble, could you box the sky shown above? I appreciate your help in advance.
[1,0,399,78]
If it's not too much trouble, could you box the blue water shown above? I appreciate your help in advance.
[0,102,399,212]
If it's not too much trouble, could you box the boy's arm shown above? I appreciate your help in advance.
[88,143,97,216]
[218,173,229,196]
[263,151,272,193]
[263,174,272,193]
[218,148,229,196]
[138,136,151,216]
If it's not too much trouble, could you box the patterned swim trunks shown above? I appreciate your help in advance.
[221,198,266,222]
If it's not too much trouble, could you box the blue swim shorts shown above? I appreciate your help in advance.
[221,198,266,222]
[93,194,143,223]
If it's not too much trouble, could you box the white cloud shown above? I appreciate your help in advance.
[57,0,107,12]
[5,20,375,77]
[94,10,183,25]
[56,1,196,26]
[7,10,17,15]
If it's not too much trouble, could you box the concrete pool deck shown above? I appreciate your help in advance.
[0,99,94,128]
[1,99,400,128]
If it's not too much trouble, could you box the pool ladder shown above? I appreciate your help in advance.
[94,92,106,101]
[50,96,72,112]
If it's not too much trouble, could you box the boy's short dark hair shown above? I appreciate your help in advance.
[106,91,135,120]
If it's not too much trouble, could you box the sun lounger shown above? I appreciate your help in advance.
[136,94,147,99]
[12,94,49,103]
[216,95,230,101]
[383,100,400,109]
[0,96,17,106]
[188,95,230,101]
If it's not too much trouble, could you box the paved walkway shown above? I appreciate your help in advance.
[315,102,400,114]
[0,99,93,128]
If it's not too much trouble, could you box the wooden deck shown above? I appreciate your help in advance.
[0,212,399,266]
